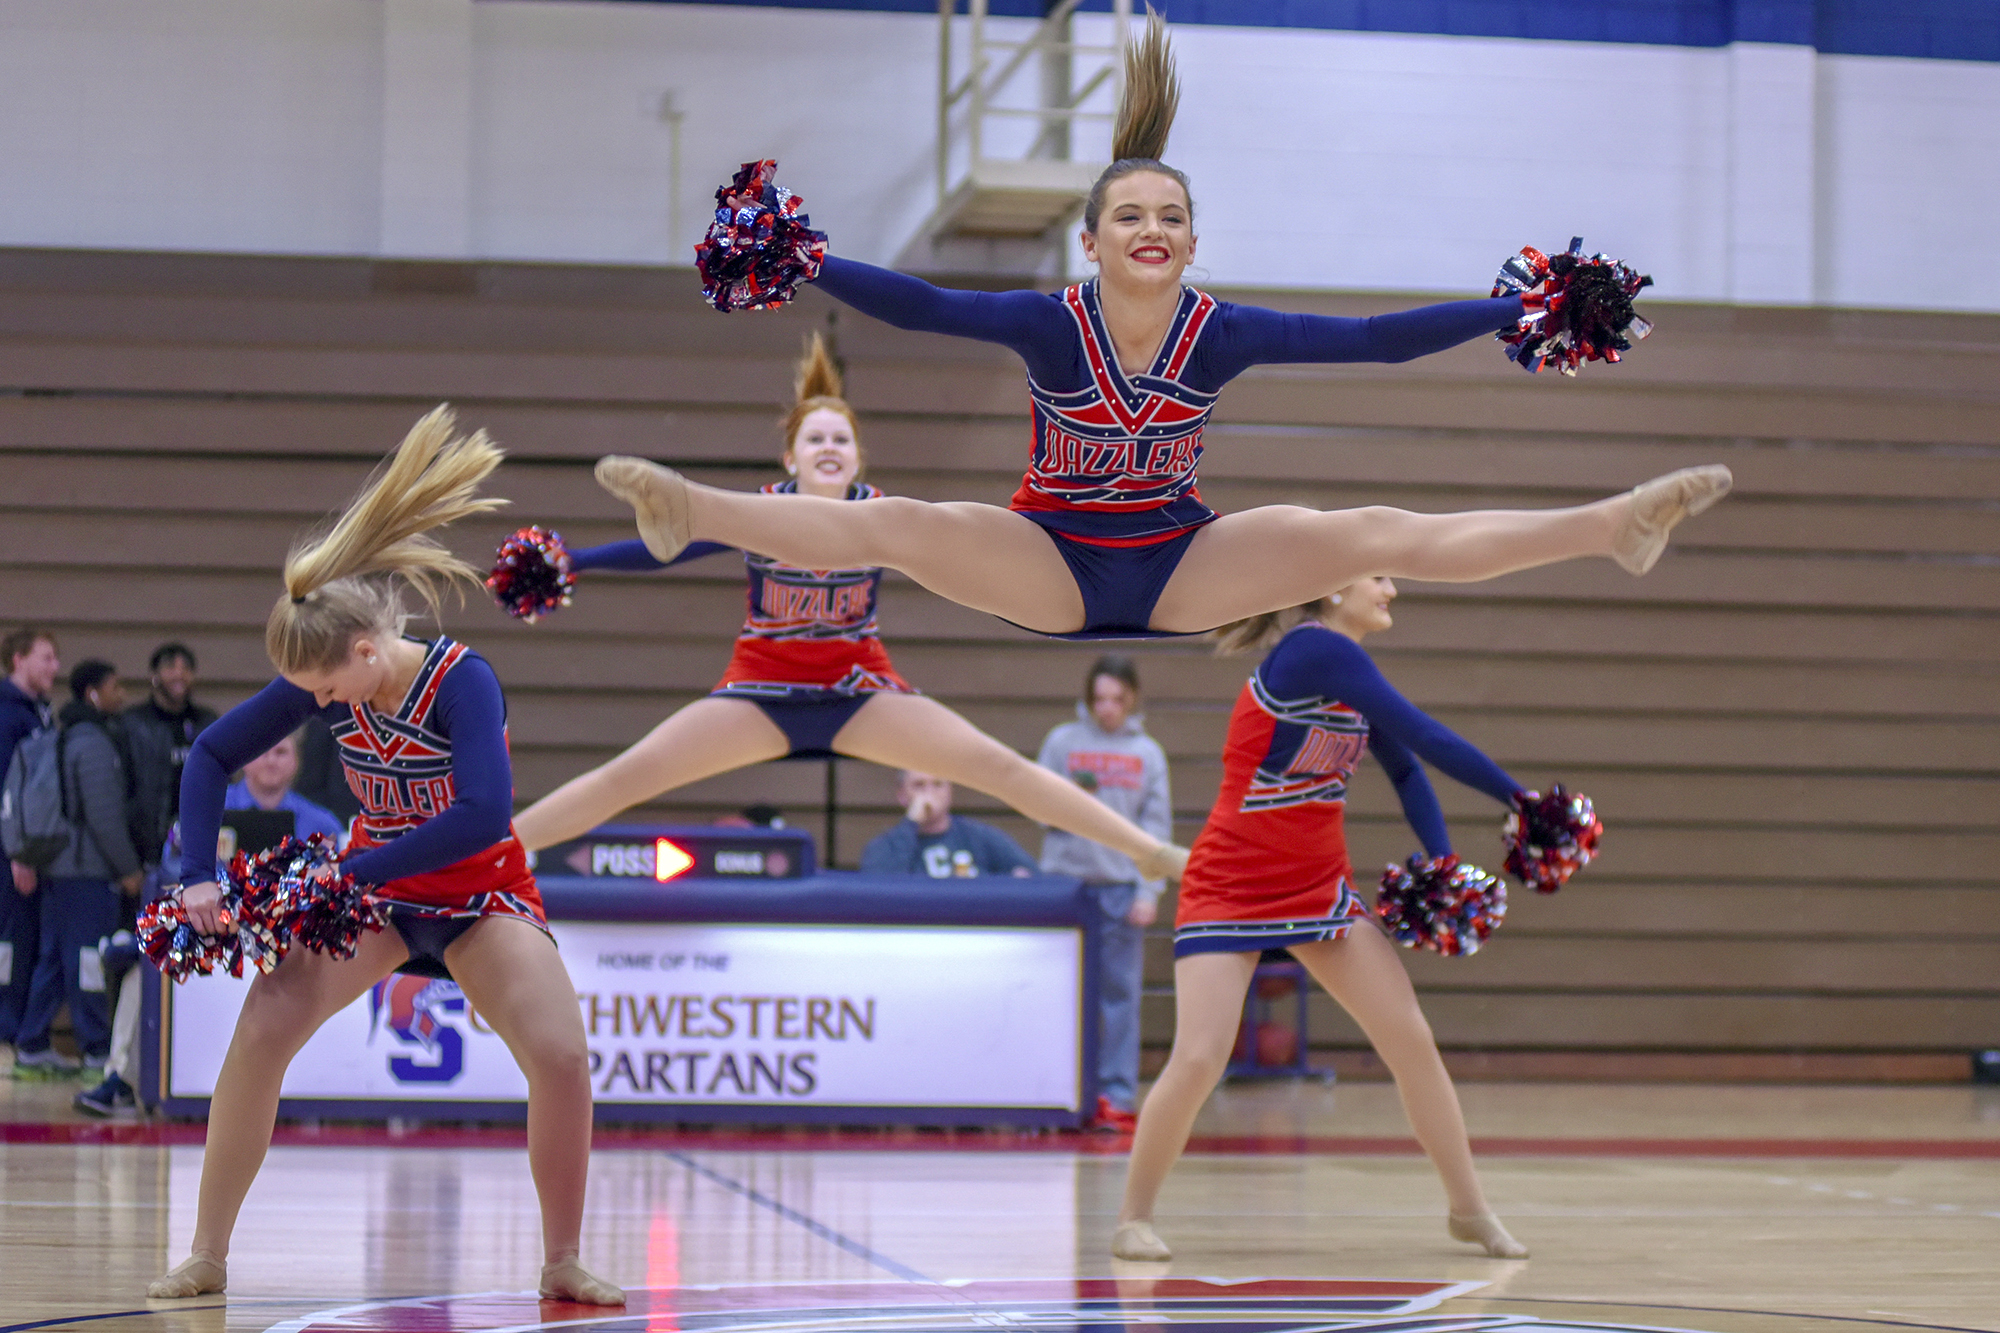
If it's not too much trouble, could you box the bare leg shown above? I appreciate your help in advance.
[512,698,789,851]
[1289,927,1527,1257]
[1114,950,1258,1259]
[1153,465,1730,632]
[597,459,1087,633]
[148,928,411,1297]
[601,456,1725,638]
[830,693,1185,877]
[444,917,623,1304]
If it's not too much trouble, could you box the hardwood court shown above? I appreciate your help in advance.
[5,1078,1997,1333]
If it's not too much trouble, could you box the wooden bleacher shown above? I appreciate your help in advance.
[2,246,1995,1067]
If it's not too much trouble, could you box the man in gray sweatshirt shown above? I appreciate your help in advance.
[1037,655,1172,1128]
[12,660,141,1074]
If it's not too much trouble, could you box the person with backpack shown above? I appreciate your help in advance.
[4,660,141,1075]
[0,627,60,1074]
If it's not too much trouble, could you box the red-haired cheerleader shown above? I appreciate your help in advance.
[1111,577,1592,1263]
[499,335,1185,881]
[596,14,1727,642]
[147,410,620,1306]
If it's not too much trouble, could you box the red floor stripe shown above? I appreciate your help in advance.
[5,1120,1999,1158]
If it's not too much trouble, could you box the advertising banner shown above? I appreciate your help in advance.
[159,921,1085,1121]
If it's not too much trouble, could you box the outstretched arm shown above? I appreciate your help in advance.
[1368,731,1455,858]
[177,680,323,885]
[568,538,733,574]
[813,256,1074,376]
[1204,294,1524,377]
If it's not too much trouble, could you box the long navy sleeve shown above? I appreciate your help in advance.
[1262,625,1520,856]
[177,655,517,889]
[812,254,1522,394]
[568,539,733,573]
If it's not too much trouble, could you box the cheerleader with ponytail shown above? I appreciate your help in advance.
[148,409,621,1306]
[599,11,1729,641]
[499,335,1188,882]
[1111,577,1596,1265]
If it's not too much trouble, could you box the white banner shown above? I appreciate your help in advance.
[165,922,1084,1110]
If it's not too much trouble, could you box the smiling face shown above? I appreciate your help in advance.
[785,405,862,498]
[12,637,60,698]
[1080,170,1195,292]
[1326,577,1398,639]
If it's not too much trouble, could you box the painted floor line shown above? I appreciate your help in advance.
[664,1151,946,1290]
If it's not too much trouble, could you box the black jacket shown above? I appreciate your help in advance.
[122,696,218,867]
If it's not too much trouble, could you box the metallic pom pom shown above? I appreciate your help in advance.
[1375,853,1508,957]
[1492,237,1653,376]
[694,160,829,313]
[138,835,384,983]
[1503,784,1603,893]
[487,525,575,622]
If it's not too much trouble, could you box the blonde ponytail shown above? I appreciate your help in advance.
[780,331,863,472]
[1084,7,1193,234]
[266,405,507,674]
[1212,598,1333,657]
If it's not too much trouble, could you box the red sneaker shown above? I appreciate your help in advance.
[1089,1095,1138,1134]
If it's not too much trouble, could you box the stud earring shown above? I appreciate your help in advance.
[1330,595,1342,605]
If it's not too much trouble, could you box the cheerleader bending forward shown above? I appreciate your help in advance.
[1111,578,1546,1264]
[596,14,1729,642]
[148,411,621,1305]
[510,335,1184,880]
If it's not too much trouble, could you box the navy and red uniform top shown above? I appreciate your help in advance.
[1176,623,1521,942]
[813,257,1522,547]
[573,480,914,698]
[177,637,541,920]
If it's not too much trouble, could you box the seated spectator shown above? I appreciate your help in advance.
[859,771,1036,879]
[223,728,347,847]
[74,729,343,1117]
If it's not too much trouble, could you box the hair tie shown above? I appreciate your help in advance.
[290,593,308,605]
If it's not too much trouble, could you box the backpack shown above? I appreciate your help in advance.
[1,726,73,870]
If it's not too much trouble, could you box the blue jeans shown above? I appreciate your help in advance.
[1091,882,1145,1113]
[16,878,116,1058]
[0,880,39,1044]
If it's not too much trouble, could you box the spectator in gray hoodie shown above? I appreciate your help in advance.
[1037,654,1172,1128]
[12,660,141,1075]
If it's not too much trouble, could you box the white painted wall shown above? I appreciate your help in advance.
[0,0,1995,311]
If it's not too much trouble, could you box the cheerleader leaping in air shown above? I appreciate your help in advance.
[1114,579,1574,1265]
[596,12,1729,641]
[148,410,621,1306]
[500,335,1187,879]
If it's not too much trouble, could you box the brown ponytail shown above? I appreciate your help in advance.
[1084,7,1194,234]
[1212,598,1333,657]
[780,331,864,474]
[265,405,506,675]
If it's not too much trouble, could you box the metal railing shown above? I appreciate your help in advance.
[936,0,1133,210]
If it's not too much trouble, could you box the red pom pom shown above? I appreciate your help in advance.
[140,835,384,983]
[694,160,828,313]
[1375,854,1508,957]
[1492,237,1653,376]
[1503,784,1602,893]
[487,526,575,622]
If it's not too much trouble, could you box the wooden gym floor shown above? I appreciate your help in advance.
[4,1075,1997,1333]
